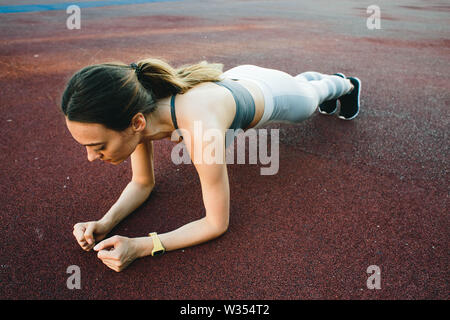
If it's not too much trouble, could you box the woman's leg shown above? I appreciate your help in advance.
[224,65,354,127]
[260,70,354,125]
[295,71,354,105]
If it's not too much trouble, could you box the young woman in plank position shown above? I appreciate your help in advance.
[61,58,361,272]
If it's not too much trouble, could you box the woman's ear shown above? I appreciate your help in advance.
[132,113,146,131]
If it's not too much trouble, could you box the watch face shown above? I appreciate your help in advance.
[152,249,165,256]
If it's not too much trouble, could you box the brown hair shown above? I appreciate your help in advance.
[61,57,224,131]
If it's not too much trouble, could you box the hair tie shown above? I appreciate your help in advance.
[130,62,142,79]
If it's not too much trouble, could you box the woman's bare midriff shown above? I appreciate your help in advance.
[232,79,265,129]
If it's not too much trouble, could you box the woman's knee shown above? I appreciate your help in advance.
[295,71,323,81]
[271,95,317,123]
[302,97,318,119]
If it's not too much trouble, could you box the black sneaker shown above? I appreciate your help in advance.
[318,73,346,115]
[338,76,361,120]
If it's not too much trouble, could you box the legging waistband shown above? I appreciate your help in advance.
[221,74,275,129]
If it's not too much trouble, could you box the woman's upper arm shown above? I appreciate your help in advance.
[181,120,230,232]
[195,158,230,232]
[130,139,155,188]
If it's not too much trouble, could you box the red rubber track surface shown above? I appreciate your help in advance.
[0,0,448,299]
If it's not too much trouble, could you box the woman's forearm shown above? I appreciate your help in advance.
[99,181,154,231]
[134,216,227,258]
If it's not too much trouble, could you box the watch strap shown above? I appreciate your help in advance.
[148,232,165,256]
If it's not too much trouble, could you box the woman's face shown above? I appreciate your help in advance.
[65,117,141,165]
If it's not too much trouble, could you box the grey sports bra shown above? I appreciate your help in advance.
[170,78,256,139]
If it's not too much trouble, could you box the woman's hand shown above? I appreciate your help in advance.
[93,235,140,272]
[73,220,111,251]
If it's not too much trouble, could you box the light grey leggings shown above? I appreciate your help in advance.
[222,65,353,128]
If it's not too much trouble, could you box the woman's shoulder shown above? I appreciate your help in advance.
[174,82,231,132]
[175,82,218,113]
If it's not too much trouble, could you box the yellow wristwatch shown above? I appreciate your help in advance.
[148,232,165,256]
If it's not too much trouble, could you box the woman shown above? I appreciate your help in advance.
[61,58,361,272]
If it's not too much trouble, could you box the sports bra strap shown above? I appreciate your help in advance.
[170,94,179,129]
[170,94,184,139]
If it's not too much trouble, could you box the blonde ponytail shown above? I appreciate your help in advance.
[61,58,224,132]
[135,58,224,99]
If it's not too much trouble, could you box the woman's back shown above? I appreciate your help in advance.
[168,77,265,141]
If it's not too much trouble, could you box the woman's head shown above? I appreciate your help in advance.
[61,57,224,163]
[65,113,147,164]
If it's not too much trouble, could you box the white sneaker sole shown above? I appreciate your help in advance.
[338,77,361,120]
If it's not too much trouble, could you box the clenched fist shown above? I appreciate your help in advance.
[73,220,111,251]
[93,235,140,272]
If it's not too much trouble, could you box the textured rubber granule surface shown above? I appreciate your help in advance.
[0,0,448,299]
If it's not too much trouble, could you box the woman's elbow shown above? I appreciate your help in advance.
[207,217,229,237]
[217,222,229,236]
